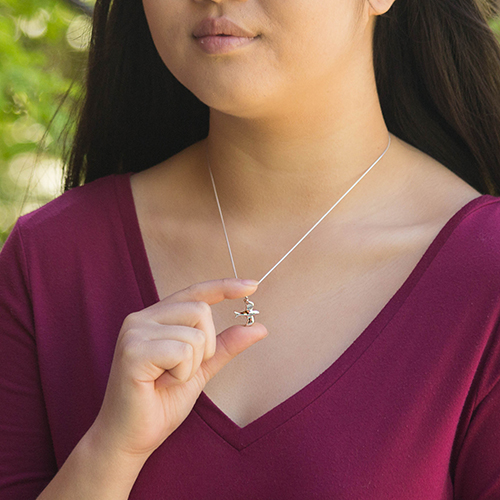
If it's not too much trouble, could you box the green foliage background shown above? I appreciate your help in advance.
[0,0,92,245]
[1,1,500,247]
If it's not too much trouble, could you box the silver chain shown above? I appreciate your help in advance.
[206,131,391,286]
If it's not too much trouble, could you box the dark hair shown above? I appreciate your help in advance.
[61,0,500,195]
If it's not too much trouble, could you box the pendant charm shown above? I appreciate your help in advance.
[234,296,260,327]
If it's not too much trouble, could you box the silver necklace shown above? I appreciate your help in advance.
[206,131,392,326]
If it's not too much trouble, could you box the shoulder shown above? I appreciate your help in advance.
[13,173,129,249]
[434,194,500,273]
[394,140,500,268]
[3,173,134,278]
[0,173,135,300]
[430,194,500,313]
[17,174,124,233]
[0,173,131,306]
[451,194,500,252]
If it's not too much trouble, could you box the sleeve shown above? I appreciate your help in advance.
[453,336,500,499]
[0,221,57,499]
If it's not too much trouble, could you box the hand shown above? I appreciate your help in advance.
[88,278,267,459]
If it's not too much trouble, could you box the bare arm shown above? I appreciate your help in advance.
[36,425,149,500]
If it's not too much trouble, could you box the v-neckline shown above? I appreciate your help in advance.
[114,171,494,450]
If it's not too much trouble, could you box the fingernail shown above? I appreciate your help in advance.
[239,279,259,286]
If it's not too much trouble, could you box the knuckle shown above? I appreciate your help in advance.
[121,327,142,343]
[193,300,212,316]
[122,312,141,331]
[192,328,206,346]
[120,338,141,362]
[181,342,194,358]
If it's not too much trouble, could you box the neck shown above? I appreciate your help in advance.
[199,126,395,228]
[189,64,408,231]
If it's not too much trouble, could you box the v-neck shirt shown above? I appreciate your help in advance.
[1,172,500,499]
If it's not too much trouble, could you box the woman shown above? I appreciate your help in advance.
[1,0,500,498]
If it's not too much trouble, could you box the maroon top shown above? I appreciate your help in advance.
[1,173,500,499]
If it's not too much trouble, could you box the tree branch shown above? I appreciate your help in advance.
[62,0,94,17]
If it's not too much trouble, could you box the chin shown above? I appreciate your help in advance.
[185,82,272,119]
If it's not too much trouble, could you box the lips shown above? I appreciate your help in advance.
[193,17,258,39]
[195,35,257,55]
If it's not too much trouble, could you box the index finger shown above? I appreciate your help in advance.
[160,278,259,307]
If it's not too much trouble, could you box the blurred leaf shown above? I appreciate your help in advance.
[0,0,92,244]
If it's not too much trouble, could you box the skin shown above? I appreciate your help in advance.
[135,0,482,428]
[36,1,484,496]
[140,0,481,231]
[142,0,408,226]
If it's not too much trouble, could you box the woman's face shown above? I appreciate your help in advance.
[142,0,373,118]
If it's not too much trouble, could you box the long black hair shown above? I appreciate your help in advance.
[61,0,500,195]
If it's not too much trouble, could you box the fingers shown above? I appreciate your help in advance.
[128,303,217,362]
[117,278,262,389]
[129,278,259,359]
[124,338,194,386]
[158,278,258,307]
[136,324,210,377]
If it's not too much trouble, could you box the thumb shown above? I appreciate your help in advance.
[200,322,269,383]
